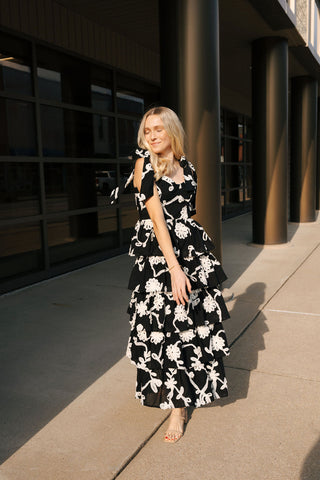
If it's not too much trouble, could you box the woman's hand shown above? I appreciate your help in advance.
[170,266,192,305]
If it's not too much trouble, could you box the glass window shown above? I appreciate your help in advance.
[221,164,226,190]
[118,163,135,203]
[95,166,117,197]
[91,85,113,111]
[116,90,144,115]
[121,205,138,244]
[220,137,225,163]
[245,165,252,189]
[0,99,37,156]
[245,188,252,202]
[41,106,65,157]
[224,138,243,164]
[37,67,62,101]
[225,189,243,213]
[118,118,140,157]
[37,46,91,107]
[116,73,160,114]
[48,210,118,265]
[221,109,252,220]
[225,111,239,137]
[225,165,244,190]
[0,221,43,280]
[0,55,32,96]
[63,111,93,157]
[0,162,40,219]
[93,114,116,158]
[44,162,116,212]
[91,66,113,111]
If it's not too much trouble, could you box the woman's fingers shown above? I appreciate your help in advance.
[171,272,191,306]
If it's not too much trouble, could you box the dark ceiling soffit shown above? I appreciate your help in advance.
[290,46,320,82]
[248,0,296,31]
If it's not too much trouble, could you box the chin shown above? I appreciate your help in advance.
[151,147,162,155]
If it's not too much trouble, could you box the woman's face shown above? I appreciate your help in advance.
[144,114,172,157]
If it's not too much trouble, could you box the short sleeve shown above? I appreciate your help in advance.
[133,148,155,202]
[188,160,197,216]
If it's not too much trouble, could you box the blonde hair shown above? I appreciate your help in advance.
[137,106,186,181]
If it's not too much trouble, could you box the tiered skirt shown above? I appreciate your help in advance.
[126,218,230,409]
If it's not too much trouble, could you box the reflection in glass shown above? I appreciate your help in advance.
[118,118,140,156]
[48,210,118,265]
[44,163,100,213]
[225,138,243,163]
[221,164,225,190]
[221,109,252,220]
[119,163,135,202]
[91,85,113,111]
[0,222,43,280]
[0,56,32,95]
[95,167,117,196]
[225,189,243,215]
[245,188,252,201]
[245,165,252,189]
[98,208,118,236]
[37,67,62,101]
[121,205,138,244]
[116,91,144,115]
[93,114,115,158]
[41,106,65,156]
[225,165,244,190]
[0,163,40,219]
[64,110,93,157]
[0,99,36,156]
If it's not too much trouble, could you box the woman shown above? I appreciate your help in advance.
[110,106,230,443]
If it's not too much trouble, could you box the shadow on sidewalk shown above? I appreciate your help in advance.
[200,281,268,413]
[0,215,299,465]
[300,435,320,480]
[224,282,268,405]
[0,275,131,464]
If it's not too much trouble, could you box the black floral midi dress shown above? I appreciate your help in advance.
[111,148,230,409]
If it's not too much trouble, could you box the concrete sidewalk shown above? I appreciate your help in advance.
[1,213,320,480]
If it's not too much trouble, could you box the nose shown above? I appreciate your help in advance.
[150,130,157,140]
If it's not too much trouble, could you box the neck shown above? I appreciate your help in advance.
[159,154,176,163]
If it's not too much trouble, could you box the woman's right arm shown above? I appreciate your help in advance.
[134,157,191,306]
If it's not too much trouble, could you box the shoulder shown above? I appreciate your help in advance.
[186,159,196,172]
[134,156,145,173]
[133,147,150,162]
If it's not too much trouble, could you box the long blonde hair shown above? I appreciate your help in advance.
[137,106,186,181]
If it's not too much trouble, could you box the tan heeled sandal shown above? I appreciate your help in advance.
[164,408,188,443]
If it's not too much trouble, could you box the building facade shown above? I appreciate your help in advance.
[0,0,319,293]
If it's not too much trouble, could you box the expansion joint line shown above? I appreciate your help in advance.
[114,241,320,478]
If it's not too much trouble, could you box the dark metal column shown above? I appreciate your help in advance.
[159,0,222,261]
[316,97,320,211]
[252,37,288,244]
[290,76,318,222]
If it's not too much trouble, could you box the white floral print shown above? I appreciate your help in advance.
[200,255,213,273]
[121,148,230,409]
[211,333,226,351]
[166,344,181,361]
[203,294,218,313]
[136,301,148,317]
[150,331,164,344]
[179,329,196,342]
[136,324,147,341]
[145,278,162,292]
[174,222,190,239]
[153,293,164,310]
[197,325,210,339]
[174,304,188,322]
